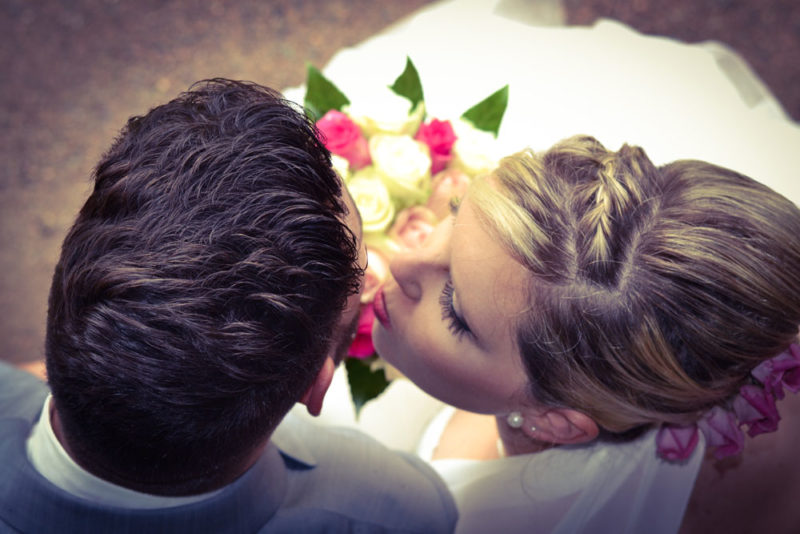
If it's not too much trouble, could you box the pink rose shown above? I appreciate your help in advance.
[387,206,439,251]
[425,167,471,221]
[697,406,745,459]
[348,303,376,359]
[361,247,390,304]
[751,344,800,399]
[655,424,700,461]
[316,110,371,170]
[733,385,780,437]
[415,118,457,175]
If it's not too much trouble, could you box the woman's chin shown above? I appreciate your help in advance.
[371,328,397,365]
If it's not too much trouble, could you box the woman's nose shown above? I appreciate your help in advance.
[389,250,424,301]
[389,221,450,301]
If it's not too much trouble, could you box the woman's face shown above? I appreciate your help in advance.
[372,195,532,414]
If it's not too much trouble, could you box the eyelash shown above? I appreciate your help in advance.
[448,196,462,214]
[439,279,470,340]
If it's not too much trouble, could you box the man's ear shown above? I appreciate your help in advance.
[299,357,335,417]
[520,407,599,445]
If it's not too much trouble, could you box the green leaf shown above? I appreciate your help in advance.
[460,84,509,137]
[304,63,350,120]
[389,56,425,111]
[345,356,391,416]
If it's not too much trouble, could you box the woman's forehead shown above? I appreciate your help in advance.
[450,198,529,349]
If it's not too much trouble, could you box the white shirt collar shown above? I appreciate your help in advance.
[25,395,222,509]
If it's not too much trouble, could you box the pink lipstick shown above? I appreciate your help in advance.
[373,287,391,330]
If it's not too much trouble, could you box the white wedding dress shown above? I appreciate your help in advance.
[295,376,705,534]
[417,405,705,534]
[287,1,799,532]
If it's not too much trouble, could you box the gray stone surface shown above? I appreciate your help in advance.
[1,0,797,365]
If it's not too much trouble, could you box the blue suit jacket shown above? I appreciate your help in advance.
[0,361,457,533]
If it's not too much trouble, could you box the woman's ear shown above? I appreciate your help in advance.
[520,408,599,445]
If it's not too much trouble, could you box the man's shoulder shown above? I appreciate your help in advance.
[270,413,457,533]
[0,361,49,421]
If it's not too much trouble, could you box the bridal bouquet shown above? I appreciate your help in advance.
[302,58,508,413]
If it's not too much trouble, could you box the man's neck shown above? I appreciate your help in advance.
[49,400,266,497]
[26,396,224,507]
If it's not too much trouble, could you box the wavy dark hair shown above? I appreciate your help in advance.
[45,79,361,493]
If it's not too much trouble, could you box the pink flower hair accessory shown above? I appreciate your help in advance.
[733,385,780,437]
[656,343,800,462]
[696,405,745,459]
[751,343,800,399]
[654,425,699,461]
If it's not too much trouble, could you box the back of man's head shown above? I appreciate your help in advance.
[45,79,361,493]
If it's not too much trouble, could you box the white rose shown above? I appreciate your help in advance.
[451,119,502,177]
[344,88,425,137]
[331,154,351,182]
[346,168,396,236]
[369,134,431,209]
[280,86,305,108]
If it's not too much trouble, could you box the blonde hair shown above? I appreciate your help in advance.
[471,135,800,433]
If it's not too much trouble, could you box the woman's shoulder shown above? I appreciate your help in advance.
[682,392,800,533]
[434,427,702,534]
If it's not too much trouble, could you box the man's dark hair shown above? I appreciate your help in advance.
[45,79,361,493]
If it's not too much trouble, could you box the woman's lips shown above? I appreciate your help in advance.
[373,286,391,330]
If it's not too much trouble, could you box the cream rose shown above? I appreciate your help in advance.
[369,134,431,209]
[331,154,351,182]
[344,88,425,137]
[345,169,395,236]
[451,119,502,177]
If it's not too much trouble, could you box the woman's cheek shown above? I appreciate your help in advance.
[407,323,456,368]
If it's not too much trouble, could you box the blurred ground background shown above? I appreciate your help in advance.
[1,0,798,366]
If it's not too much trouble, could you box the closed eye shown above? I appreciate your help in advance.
[439,278,471,340]
[449,196,462,214]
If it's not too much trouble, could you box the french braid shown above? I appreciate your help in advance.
[470,136,800,434]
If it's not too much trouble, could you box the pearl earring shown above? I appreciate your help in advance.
[506,411,523,428]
